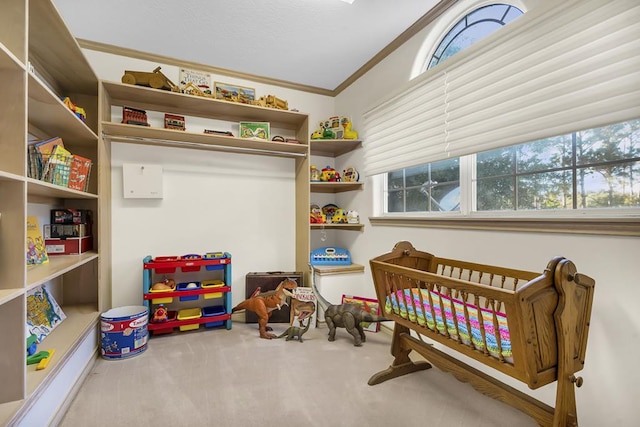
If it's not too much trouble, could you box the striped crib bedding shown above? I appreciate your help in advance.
[385,288,513,363]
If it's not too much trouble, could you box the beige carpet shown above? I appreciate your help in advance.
[59,321,535,426]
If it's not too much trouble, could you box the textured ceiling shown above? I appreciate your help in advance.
[52,0,440,91]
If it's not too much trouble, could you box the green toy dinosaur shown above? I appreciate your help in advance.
[276,316,311,342]
[310,265,387,346]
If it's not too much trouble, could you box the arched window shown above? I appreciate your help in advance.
[427,4,523,70]
[388,4,523,213]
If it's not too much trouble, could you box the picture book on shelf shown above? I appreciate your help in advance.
[26,285,66,343]
[341,295,381,332]
[26,216,49,265]
[35,137,65,177]
[41,144,72,187]
[68,154,93,191]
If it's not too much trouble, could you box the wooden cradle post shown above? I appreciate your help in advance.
[367,241,595,427]
[552,259,595,427]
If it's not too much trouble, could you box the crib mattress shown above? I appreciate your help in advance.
[385,288,513,363]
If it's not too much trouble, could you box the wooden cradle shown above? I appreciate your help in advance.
[368,241,595,427]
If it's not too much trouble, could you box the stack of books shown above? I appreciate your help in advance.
[27,137,93,192]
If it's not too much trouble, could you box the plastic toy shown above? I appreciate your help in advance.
[320,166,341,182]
[27,333,38,357]
[342,166,359,182]
[341,117,359,139]
[310,165,321,182]
[311,120,336,139]
[61,97,86,122]
[153,305,169,322]
[231,278,298,339]
[346,210,360,224]
[121,66,180,91]
[330,209,348,224]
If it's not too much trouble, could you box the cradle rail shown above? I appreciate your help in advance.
[368,241,595,427]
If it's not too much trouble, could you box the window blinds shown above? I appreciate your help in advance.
[363,0,640,176]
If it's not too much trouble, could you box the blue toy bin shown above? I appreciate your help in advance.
[177,281,201,301]
[202,305,226,328]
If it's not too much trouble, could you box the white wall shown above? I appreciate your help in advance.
[335,1,640,426]
[84,50,336,307]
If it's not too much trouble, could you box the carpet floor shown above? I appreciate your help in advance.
[59,321,535,426]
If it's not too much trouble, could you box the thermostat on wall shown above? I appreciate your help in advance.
[122,163,163,199]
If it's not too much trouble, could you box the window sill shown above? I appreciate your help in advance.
[369,216,640,237]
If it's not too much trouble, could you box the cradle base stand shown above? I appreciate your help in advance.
[388,331,577,427]
[368,360,431,385]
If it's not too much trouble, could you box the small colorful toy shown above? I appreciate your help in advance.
[153,305,169,322]
[122,106,150,126]
[61,97,86,122]
[320,166,341,182]
[342,166,359,182]
[346,210,360,224]
[341,117,359,139]
[164,113,185,131]
[310,165,321,182]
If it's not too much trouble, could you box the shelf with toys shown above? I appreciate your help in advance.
[101,81,309,158]
[309,117,364,234]
[142,252,233,335]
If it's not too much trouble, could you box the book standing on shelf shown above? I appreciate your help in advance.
[41,144,72,187]
[26,216,49,265]
[68,154,93,191]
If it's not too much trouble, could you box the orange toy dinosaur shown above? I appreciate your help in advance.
[232,278,298,339]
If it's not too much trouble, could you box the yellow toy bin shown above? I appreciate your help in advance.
[201,280,225,299]
[149,287,174,304]
[177,307,202,332]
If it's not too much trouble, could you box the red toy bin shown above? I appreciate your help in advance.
[153,256,180,274]
[180,253,202,272]
[150,310,177,335]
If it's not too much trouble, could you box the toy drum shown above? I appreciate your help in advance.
[100,306,149,359]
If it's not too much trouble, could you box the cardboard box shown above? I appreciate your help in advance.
[44,223,90,239]
[45,236,93,255]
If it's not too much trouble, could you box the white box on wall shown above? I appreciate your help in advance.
[122,163,163,199]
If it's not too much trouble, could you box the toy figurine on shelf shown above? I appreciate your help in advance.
[341,117,359,139]
[310,204,326,224]
[342,166,359,182]
[321,166,341,182]
[310,165,321,182]
[311,120,336,140]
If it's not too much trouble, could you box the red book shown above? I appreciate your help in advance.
[68,155,93,191]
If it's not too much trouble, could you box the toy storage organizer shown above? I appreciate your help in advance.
[142,252,232,334]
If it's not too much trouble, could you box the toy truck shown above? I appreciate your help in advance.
[121,66,179,91]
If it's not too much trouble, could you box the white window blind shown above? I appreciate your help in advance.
[363,0,640,177]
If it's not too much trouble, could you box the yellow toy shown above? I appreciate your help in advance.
[341,117,358,139]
